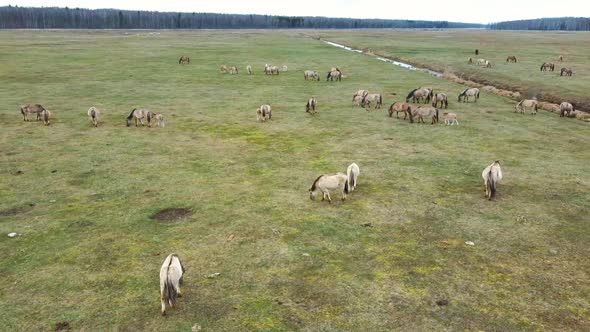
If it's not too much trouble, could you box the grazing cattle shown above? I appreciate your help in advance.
[442,112,459,125]
[87,107,101,127]
[178,56,190,64]
[559,102,574,117]
[304,70,320,81]
[20,104,45,121]
[515,99,538,115]
[362,93,383,110]
[159,254,185,316]
[256,104,272,122]
[346,163,360,192]
[309,173,349,203]
[409,106,439,124]
[306,97,317,115]
[388,102,412,119]
[482,161,503,200]
[458,88,480,102]
[432,93,448,109]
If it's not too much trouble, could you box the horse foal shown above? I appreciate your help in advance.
[443,112,458,125]
[160,254,185,316]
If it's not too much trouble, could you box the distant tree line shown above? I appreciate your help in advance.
[490,17,590,31]
[0,6,483,29]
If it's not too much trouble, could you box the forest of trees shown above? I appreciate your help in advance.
[490,17,590,31]
[0,6,483,29]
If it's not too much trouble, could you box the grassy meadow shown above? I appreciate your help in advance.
[0,30,589,331]
[319,30,590,109]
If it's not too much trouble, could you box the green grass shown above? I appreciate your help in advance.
[318,30,590,109]
[0,30,589,331]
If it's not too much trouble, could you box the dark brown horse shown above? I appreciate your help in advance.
[560,67,573,76]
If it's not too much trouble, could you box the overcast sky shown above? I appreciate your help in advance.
[4,0,590,24]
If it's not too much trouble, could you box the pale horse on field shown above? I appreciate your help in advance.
[160,254,185,315]
[346,163,360,192]
[87,107,101,127]
[482,161,503,200]
[309,163,359,203]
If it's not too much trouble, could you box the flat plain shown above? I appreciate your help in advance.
[0,30,589,331]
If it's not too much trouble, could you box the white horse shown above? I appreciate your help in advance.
[304,70,320,81]
[457,88,480,102]
[41,109,52,126]
[126,108,153,127]
[160,254,185,315]
[246,65,252,75]
[87,107,101,127]
[347,163,360,192]
[309,173,349,203]
[515,99,538,115]
[482,161,503,200]
[256,104,272,122]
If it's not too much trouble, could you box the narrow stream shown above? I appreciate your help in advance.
[323,40,443,78]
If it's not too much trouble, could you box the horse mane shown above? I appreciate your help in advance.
[459,88,468,97]
[310,175,323,191]
[127,108,136,120]
[406,89,418,99]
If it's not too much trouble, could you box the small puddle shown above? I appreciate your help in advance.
[323,40,443,78]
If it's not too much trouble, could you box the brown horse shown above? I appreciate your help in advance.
[540,62,555,71]
[362,93,383,110]
[388,102,412,119]
[559,102,574,117]
[178,56,190,64]
[560,67,573,76]
[20,104,45,121]
[506,56,517,63]
[431,93,448,109]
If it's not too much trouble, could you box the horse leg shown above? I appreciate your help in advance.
[324,190,332,203]
[161,295,167,315]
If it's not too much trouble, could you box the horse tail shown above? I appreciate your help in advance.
[406,89,417,101]
[344,179,350,194]
[163,257,179,308]
[91,109,96,120]
[379,94,382,107]
[43,110,49,124]
[476,90,480,99]
[435,108,439,123]
[408,109,414,123]
[487,169,496,200]
[346,165,354,191]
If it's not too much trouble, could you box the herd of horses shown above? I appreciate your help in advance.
[467,52,573,77]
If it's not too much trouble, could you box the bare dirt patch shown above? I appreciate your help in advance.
[0,204,34,217]
[55,321,70,331]
[150,208,193,222]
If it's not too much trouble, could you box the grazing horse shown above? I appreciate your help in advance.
[515,99,538,115]
[229,66,239,75]
[468,57,474,64]
[326,69,341,82]
[309,173,349,203]
[482,161,503,200]
[540,62,555,71]
[347,163,360,192]
[559,102,574,117]
[246,65,252,75]
[160,253,185,316]
[353,90,369,101]
[40,109,51,126]
[362,93,383,110]
[20,104,45,121]
[388,102,412,119]
[406,88,433,104]
[477,59,492,68]
[352,95,365,108]
[306,97,317,114]
[256,104,272,122]
[432,93,448,108]
[443,112,459,125]
[87,107,101,127]
[264,64,279,75]
[558,55,563,62]
[126,108,152,127]
[151,113,165,127]
[220,65,229,73]
[560,67,573,76]
[458,88,480,102]
[506,56,517,63]
[178,56,190,64]
[409,106,439,124]
[304,70,320,81]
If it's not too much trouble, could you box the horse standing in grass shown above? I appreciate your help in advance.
[304,70,320,81]
[558,55,563,62]
[178,56,190,64]
[506,56,517,63]
[560,102,574,117]
[309,173,349,203]
[406,88,433,104]
[20,104,45,121]
[560,67,573,76]
[229,66,239,75]
[409,106,439,124]
[362,93,383,110]
[151,113,166,127]
[306,97,317,115]
[515,99,538,115]
[432,93,448,108]
[256,105,272,122]
[41,109,51,125]
[443,112,459,125]
[353,90,369,100]
[352,95,365,108]
[482,161,502,200]
[87,107,101,127]
[326,69,341,82]
[127,108,152,127]
[540,62,555,71]
[346,163,360,192]
[458,88,480,102]
[220,65,229,73]
[468,57,474,64]
[160,254,185,316]
[388,102,412,119]
[246,65,252,75]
